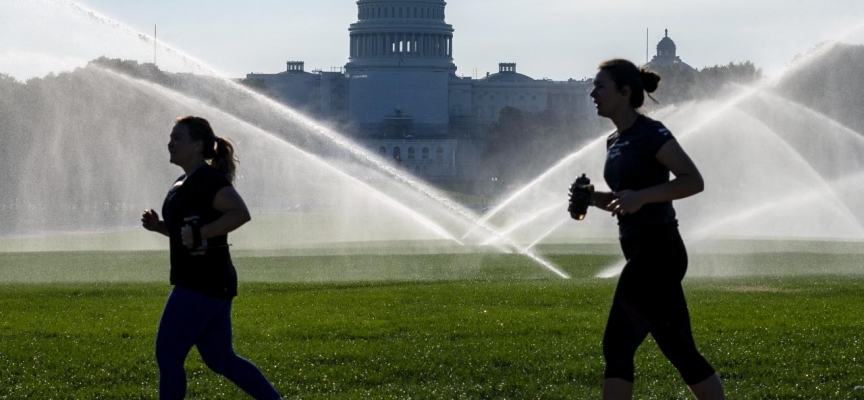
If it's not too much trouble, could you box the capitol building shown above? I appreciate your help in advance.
[247,0,596,188]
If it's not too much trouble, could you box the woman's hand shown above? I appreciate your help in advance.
[141,209,161,231]
[142,209,169,236]
[608,190,646,216]
[180,225,194,248]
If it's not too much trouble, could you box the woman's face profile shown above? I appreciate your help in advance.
[590,70,628,118]
[167,123,201,166]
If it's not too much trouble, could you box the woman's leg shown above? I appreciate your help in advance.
[648,283,719,389]
[602,378,633,400]
[156,287,213,400]
[602,291,650,386]
[689,373,726,400]
[646,228,725,399]
[196,301,281,400]
[602,255,652,399]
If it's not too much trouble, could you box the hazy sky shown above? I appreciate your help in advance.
[6,0,864,81]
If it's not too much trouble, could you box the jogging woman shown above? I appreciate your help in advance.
[142,116,281,400]
[587,59,725,400]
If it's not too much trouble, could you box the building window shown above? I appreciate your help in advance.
[436,147,444,162]
[393,147,401,161]
[422,147,429,160]
[520,95,525,101]
[532,95,537,101]
[399,7,403,17]
[408,147,415,160]
[379,146,386,155]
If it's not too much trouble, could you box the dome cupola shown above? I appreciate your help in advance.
[656,29,676,58]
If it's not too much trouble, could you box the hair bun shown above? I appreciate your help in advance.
[639,68,661,93]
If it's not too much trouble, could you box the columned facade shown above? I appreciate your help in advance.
[349,32,455,59]
[247,0,595,187]
[345,0,456,136]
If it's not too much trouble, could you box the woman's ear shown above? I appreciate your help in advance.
[619,85,632,100]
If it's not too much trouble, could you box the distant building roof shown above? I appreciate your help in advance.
[482,63,535,83]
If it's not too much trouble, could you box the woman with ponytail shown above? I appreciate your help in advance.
[583,60,726,399]
[141,116,281,399]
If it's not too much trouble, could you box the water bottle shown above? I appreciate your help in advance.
[568,174,594,221]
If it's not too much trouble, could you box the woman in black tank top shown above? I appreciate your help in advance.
[585,59,726,400]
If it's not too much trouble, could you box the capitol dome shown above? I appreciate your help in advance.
[657,32,676,58]
[645,29,695,72]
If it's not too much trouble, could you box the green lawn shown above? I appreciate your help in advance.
[1,251,863,399]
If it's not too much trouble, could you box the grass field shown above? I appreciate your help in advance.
[1,249,863,399]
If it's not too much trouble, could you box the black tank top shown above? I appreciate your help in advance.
[162,164,237,299]
[604,114,678,238]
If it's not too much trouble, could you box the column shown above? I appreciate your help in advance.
[440,35,444,57]
[448,35,453,58]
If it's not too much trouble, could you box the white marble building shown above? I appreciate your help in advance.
[247,0,593,187]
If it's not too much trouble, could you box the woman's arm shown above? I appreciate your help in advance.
[609,139,704,216]
[640,139,704,203]
[180,186,252,246]
[591,191,616,212]
[199,186,252,239]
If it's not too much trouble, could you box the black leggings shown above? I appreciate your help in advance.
[603,225,715,385]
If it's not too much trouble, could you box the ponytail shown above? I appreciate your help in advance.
[639,67,661,105]
[211,136,238,183]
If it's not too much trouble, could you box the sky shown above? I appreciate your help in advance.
[3,0,864,82]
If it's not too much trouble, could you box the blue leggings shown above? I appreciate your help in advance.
[156,286,281,400]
